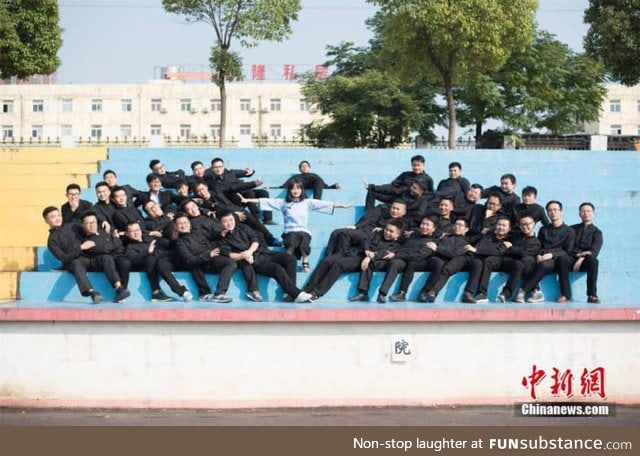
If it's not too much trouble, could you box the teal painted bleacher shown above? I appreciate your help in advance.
[21,147,640,305]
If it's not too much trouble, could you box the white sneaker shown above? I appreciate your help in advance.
[200,294,215,301]
[514,289,525,303]
[526,290,545,303]
[182,291,193,302]
[294,291,314,303]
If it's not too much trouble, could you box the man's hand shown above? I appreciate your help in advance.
[210,247,221,258]
[573,257,584,273]
[80,240,95,250]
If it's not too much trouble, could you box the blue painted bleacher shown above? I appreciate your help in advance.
[20,147,640,305]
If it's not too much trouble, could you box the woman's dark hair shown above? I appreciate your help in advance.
[285,179,306,203]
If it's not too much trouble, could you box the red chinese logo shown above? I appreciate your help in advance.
[522,366,606,400]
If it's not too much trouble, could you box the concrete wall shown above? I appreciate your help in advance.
[1,321,638,408]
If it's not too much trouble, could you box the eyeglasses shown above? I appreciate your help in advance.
[520,222,535,227]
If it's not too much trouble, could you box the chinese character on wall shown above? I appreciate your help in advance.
[283,64,296,80]
[315,65,329,80]
[252,64,266,81]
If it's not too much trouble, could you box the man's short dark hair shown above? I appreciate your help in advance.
[501,173,516,185]
[579,202,595,211]
[102,169,116,178]
[66,183,81,193]
[190,161,203,170]
[386,218,405,232]
[522,186,537,197]
[470,183,484,192]
[179,199,198,211]
[412,177,428,192]
[449,161,462,170]
[146,172,161,184]
[126,221,141,231]
[149,159,161,170]
[411,154,425,164]
[488,192,503,203]
[496,216,511,226]
[439,196,455,205]
[217,208,234,220]
[94,181,109,190]
[298,160,311,168]
[173,212,189,222]
[80,210,98,221]
[110,186,126,196]
[546,200,563,211]
[391,199,408,207]
[42,206,58,219]
[211,157,224,165]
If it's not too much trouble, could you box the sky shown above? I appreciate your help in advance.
[56,0,591,84]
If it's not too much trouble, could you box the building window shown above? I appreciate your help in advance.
[211,99,222,112]
[610,100,621,113]
[239,124,251,135]
[91,125,102,138]
[91,99,103,112]
[3,125,14,138]
[31,125,43,139]
[61,125,72,137]
[121,99,132,112]
[180,99,192,112]
[300,99,314,111]
[120,125,132,138]
[210,124,221,139]
[270,98,281,111]
[32,100,44,113]
[270,124,282,138]
[179,124,191,138]
[637,100,640,113]
[2,100,14,113]
[240,99,251,111]
[150,124,162,136]
[610,125,622,135]
[151,99,162,112]
[61,99,73,112]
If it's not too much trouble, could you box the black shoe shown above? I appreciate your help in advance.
[376,293,387,304]
[389,291,406,302]
[151,290,173,302]
[89,291,102,305]
[114,287,130,303]
[348,292,368,302]
[462,292,477,304]
[417,292,428,303]
[587,295,601,304]
[426,291,436,303]
[474,293,489,303]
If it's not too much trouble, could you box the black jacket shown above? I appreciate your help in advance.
[47,223,84,267]
[571,223,603,258]
[175,231,221,268]
[538,223,575,258]
[61,200,93,224]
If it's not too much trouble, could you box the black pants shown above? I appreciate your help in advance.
[304,254,361,297]
[252,251,300,297]
[397,257,444,294]
[430,255,480,295]
[326,228,368,256]
[283,231,312,259]
[522,256,573,298]
[190,256,238,296]
[124,255,185,295]
[67,255,121,295]
[365,184,402,211]
[574,255,599,297]
[479,256,535,298]
[357,258,405,296]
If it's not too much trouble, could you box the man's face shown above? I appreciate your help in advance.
[383,224,401,241]
[579,204,594,224]
[519,217,535,237]
[522,192,536,205]
[148,178,161,192]
[195,184,210,200]
[389,202,407,219]
[487,196,502,212]
[419,218,436,236]
[112,190,127,207]
[452,220,469,236]
[409,182,424,197]
[211,160,225,176]
[495,219,511,237]
[411,160,425,174]
[299,162,311,174]
[152,162,166,175]
[547,203,563,222]
[192,163,205,177]
[449,166,461,179]
[95,185,110,203]
[104,173,117,187]
[44,210,63,229]
[144,201,163,218]
[177,184,189,197]
[126,223,143,242]
[467,187,481,202]
[66,188,81,204]
[439,199,453,216]
[220,215,236,232]
[174,216,191,234]
[500,178,515,194]
[184,202,201,218]
[82,215,99,235]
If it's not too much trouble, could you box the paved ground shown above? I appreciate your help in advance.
[2,405,639,426]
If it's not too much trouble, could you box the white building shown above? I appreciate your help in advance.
[584,83,640,136]
[0,79,321,143]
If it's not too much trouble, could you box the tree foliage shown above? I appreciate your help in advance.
[301,41,442,148]
[584,0,640,86]
[457,31,607,139]
[370,0,537,149]
[0,0,62,79]
[163,0,301,146]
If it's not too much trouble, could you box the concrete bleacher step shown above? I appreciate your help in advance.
[3,163,99,175]
[0,272,18,300]
[0,146,107,164]
[18,269,602,305]
[0,173,90,189]
[0,247,36,272]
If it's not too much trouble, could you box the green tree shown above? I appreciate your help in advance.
[457,31,607,140]
[301,41,441,148]
[163,0,301,146]
[0,0,62,79]
[584,0,640,86]
[370,0,537,149]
